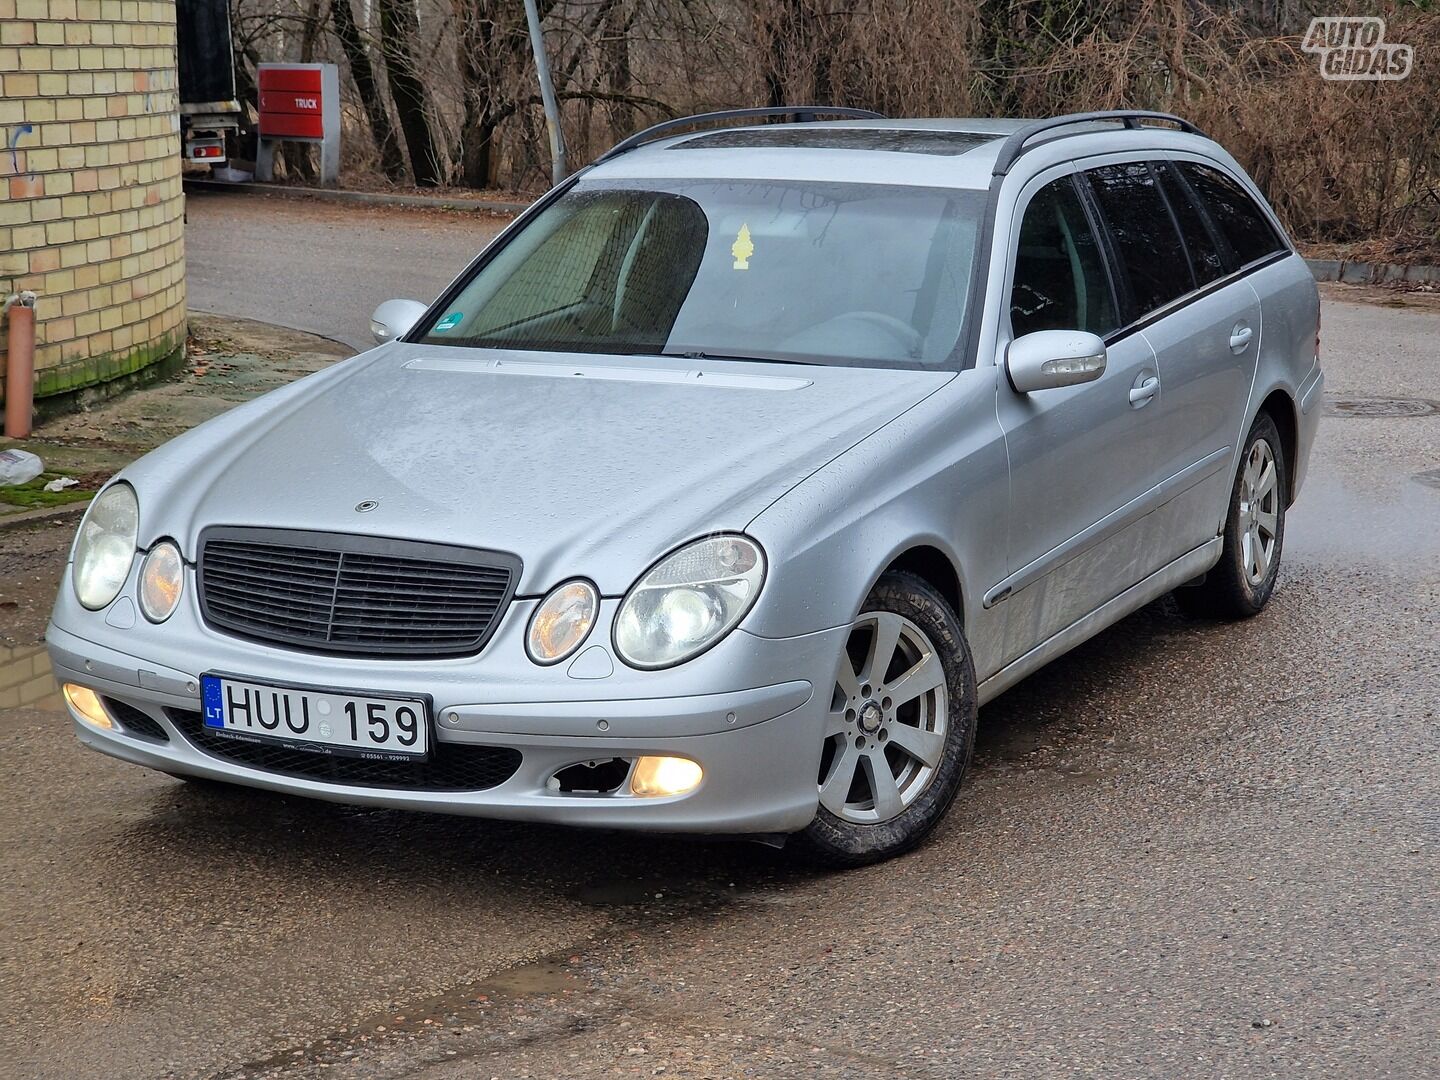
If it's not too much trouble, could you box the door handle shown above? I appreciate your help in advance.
[1229,324,1254,352]
[1129,375,1159,406]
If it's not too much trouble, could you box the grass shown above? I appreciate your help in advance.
[0,473,96,509]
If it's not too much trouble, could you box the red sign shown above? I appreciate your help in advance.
[258,66,326,140]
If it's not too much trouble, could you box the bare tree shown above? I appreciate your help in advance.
[222,0,1438,255]
[330,0,408,179]
[378,0,444,185]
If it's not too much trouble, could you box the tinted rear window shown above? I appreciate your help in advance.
[1084,162,1193,317]
[1156,162,1226,287]
[1176,162,1286,267]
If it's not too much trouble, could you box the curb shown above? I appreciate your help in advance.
[1306,258,1440,285]
[189,308,357,357]
[0,500,89,532]
[183,178,530,216]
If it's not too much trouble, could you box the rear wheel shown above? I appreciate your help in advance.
[797,571,977,867]
[1177,411,1287,618]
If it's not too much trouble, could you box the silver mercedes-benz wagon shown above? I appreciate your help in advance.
[49,108,1322,864]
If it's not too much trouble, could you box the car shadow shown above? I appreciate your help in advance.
[107,592,1221,902]
[972,593,1196,768]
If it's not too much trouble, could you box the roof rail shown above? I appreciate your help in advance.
[593,106,888,164]
[991,110,1206,177]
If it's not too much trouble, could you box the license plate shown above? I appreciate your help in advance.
[200,674,430,760]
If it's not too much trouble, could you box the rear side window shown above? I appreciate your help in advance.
[1175,162,1287,268]
[1010,176,1117,338]
[1083,162,1193,318]
[1156,162,1226,287]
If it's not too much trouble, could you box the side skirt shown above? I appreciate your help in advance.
[976,537,1223,706]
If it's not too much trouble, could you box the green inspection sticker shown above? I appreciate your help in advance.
[434,312,463,332]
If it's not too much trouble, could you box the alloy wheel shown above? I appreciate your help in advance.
[818,611,948,824]
[1238,438,1280,587]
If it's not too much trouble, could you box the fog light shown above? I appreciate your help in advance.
[63,683,114,731]
[630,755,702,798]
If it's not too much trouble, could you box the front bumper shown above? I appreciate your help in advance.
[46,596,843,834]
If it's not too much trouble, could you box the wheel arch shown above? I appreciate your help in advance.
[1257,387,1299,506]
[876,544,966,628]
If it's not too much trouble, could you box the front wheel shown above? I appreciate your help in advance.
[797,571,977,867]
[1177,411,1287,618]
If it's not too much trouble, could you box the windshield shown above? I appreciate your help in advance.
[418,179,984,368]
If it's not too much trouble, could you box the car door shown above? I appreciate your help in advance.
[1146,162,1261,558]
[1167,158,1294,520]
[1082,159,1264,566]
[991,168,1163,665]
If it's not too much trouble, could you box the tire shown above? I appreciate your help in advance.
[1176,411,1287,619]
[796,571,977,868]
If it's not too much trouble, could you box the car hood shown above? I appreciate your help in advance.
[124,343,952,594]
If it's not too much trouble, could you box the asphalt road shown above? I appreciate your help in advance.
[183,189,510,352]
[2,193,1437,1079]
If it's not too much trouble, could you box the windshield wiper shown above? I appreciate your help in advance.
[664,350,810,366]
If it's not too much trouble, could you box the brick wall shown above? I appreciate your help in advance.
[0,0,186,404]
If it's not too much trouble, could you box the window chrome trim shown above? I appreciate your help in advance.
[1101,248,1292,347]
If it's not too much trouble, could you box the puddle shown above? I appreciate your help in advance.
[476,955,579,998]
[1286,473,1440,563]
[0,644,63,713]
[1414,469,1440,491]
[230,951,592,1077]
[1324,395,1440,418]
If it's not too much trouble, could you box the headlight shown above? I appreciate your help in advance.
[73,483,138,610]
[614,535,765,669]
[139,540,184,622]
[526,579,598,664]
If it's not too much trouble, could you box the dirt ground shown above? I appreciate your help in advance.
[35,313,352,453]
[0,519,70,649]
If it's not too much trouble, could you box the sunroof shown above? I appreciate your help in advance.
[671,127,1000,156]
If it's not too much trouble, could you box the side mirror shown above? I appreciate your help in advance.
[369,299,429,345]
[1006,330,1107,394]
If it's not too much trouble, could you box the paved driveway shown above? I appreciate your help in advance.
[183,189,510,351]
[1,193,1434,1078]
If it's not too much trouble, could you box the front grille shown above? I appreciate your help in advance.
[197,527,521,658]
[104,697,170,742]
[167,709,523,791]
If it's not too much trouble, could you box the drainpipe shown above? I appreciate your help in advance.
[4,291,37,439]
